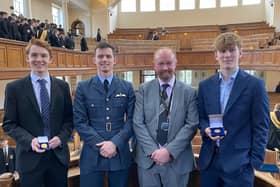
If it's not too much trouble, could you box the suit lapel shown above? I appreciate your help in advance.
[50,76,58,114]
[91,76,106,94]
[208,74,221,114]
[169,80,180,125]
[224,70,248,114]
[24,75,41,115]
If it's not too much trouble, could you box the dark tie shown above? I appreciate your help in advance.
[4,148,8,164]
[104,79,109,93]
[38,79,51,138]
[156,84,169,146]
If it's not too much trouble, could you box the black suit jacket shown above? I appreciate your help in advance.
[0,147,16,174]
[2,75,73,173]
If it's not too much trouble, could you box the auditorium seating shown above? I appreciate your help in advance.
[109,39,180,53]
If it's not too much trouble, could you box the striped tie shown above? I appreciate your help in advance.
[38,79,50,138]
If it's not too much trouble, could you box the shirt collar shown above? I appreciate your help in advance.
[219,67,239,82]
[97,74,114,85]
[158,75,175,88]
[30,72,50,84]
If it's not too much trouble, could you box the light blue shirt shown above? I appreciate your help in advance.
[30,72,51,112]
[97,73,114,86]
[219,68,239,114]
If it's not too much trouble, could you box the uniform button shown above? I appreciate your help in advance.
[106,116,110,120]
[106,107,110,111]
[106,98,109,102]
[91,104,94,107]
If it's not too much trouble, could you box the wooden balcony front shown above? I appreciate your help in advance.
[1,38,280,80]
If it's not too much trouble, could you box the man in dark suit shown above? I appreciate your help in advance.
[198,32,270,187]
[2,38,73,187]
[74,42,135,187]
[0,136,16,174]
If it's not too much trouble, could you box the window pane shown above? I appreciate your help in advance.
[220,0,238,7]
[179,0,195,10]
[160,0,175,11]
[121,0,136,12]
[242,0,261,5]
[200,0,216,9]
[13,0,24,15]
[140,0,155,12]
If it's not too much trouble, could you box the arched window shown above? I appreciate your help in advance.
[200,0,216,9]
[160,0,175,11]
[121,0,136,12]
[242,0,261,5]
[52,3,63,26]
[140,0,155,12]
[13,0,24,16]
[179,0,195,10]
[220,0,238,7]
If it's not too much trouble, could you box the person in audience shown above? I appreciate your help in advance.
[267,103,280,152]
[49,29,62,47]
[152,31,160,40]
[0,135,16,174]
[0,11,9,39]
[197,32,270,187]
[80,35,88,51]
[65,31,75,50]
[275,81,280,93]
[133,47,198,187]
[96,28,102,42]
[2,38,73,187]
[74,42,135,187]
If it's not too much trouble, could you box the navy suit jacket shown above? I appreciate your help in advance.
[74,75,135,174]
[198,70,270,173]
[0,147,16,174]
[2,75,73,173]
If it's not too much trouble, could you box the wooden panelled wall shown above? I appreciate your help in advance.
[1,38,280,80]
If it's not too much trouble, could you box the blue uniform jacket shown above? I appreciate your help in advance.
[74,75,135,173]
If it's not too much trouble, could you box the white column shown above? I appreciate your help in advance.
[61,0,69,32]
[25,0,32,18]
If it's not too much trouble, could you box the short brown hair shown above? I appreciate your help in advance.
[94,42,115,56]
[25,38,53,58]
[214,32,242,51]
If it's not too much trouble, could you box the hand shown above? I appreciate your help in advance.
[31,138,45,153]
[205,127,226,141]
[96,141,117,158]
[48,136,62,149]
[151,147,171,165]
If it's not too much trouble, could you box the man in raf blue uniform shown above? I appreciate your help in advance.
[74,42,135,187]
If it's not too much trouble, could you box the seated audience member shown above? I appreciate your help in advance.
[275,81,280,93]
[0,11,9,39]
[80,36,88,51]
[0,136,16,174]
[152,31,159,40]
[267,103,280,152]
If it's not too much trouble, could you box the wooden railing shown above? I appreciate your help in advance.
[2,38,280,80]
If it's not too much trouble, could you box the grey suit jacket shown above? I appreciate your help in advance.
[133,79,198,174]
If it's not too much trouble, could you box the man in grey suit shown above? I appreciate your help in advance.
[133,47,198,187]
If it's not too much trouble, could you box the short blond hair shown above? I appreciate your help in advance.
[214,32,242,51]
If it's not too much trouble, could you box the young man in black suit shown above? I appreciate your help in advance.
[0,135,16,174]
[2,38,73,187]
